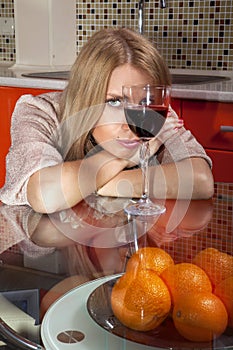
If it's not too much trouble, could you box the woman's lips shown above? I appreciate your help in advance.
[116,138,140,149]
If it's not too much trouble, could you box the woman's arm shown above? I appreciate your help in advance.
[97,157,214,200]
[27,149,130,213]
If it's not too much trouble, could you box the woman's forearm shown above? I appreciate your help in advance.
[27,151,129,213]
[97,158,214,200]
[27,154,214,213]
[150,158,214,199]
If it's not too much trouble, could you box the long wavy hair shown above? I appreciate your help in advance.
[59,27,171,161]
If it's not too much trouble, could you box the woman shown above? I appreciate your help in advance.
[0,28,214,213]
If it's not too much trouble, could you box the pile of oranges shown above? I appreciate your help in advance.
[111,247,233,342]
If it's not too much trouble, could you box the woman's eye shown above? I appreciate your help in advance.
[106,99,122,108]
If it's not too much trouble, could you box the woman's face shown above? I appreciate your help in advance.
[92,63,152,159]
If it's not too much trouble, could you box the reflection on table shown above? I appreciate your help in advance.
[0,193,232,349]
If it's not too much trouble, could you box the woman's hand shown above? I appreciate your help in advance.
[156,106,184,144]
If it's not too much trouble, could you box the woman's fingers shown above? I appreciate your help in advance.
[167,105,180,119]
[157,116,184,143]
[164,115,184,131]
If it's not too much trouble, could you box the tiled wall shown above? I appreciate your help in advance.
[161,182,233,265]
[0,0,14,62]
[0,0,232,70]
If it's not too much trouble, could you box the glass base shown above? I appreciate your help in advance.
[124,198,166,216]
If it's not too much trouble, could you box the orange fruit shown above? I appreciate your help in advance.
[173,292,228,342]
[111,269,171,331]
[126,247,174,275]
[193,248,233,288]
[161,262,212,305]
[214,276,233,328]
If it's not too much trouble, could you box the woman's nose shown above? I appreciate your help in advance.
[117,109,130,130]
[122,122,130,131]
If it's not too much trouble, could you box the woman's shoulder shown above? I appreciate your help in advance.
[11,91,64,130]
[15,91,63,114]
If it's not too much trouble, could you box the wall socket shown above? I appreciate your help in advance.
[0,17,15,35]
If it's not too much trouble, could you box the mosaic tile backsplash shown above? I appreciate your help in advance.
[0,0,232,70]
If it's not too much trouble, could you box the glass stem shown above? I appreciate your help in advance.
[140,141,150,202]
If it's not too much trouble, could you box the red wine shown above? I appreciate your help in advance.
[125,105,168,140]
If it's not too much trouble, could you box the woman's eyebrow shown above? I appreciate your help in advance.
[106,93,122,99]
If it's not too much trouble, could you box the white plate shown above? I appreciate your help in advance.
[41,274,154,350]
[41,274,233,350]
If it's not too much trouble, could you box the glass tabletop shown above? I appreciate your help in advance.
[0,185,232,349]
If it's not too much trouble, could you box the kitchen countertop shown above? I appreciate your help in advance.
[0,63,233,102]
[170,68,233,103]
[0,192,232,349]
[0,63,69,91]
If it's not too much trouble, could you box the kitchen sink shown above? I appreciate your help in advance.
[171,74,230,85]
[22,71,231,85]
[22,71,70,80]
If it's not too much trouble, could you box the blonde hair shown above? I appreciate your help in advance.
[59,27,171,160]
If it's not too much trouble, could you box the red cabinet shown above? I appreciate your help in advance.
[181,100,233,183]
[0,86,57,188]
[171,98,181,117]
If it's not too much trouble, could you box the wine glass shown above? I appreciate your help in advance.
[122,84,171,216]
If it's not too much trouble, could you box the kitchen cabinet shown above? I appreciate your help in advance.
[181,100,233,183]
[171,98,181,116]
[0,86,57,188]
